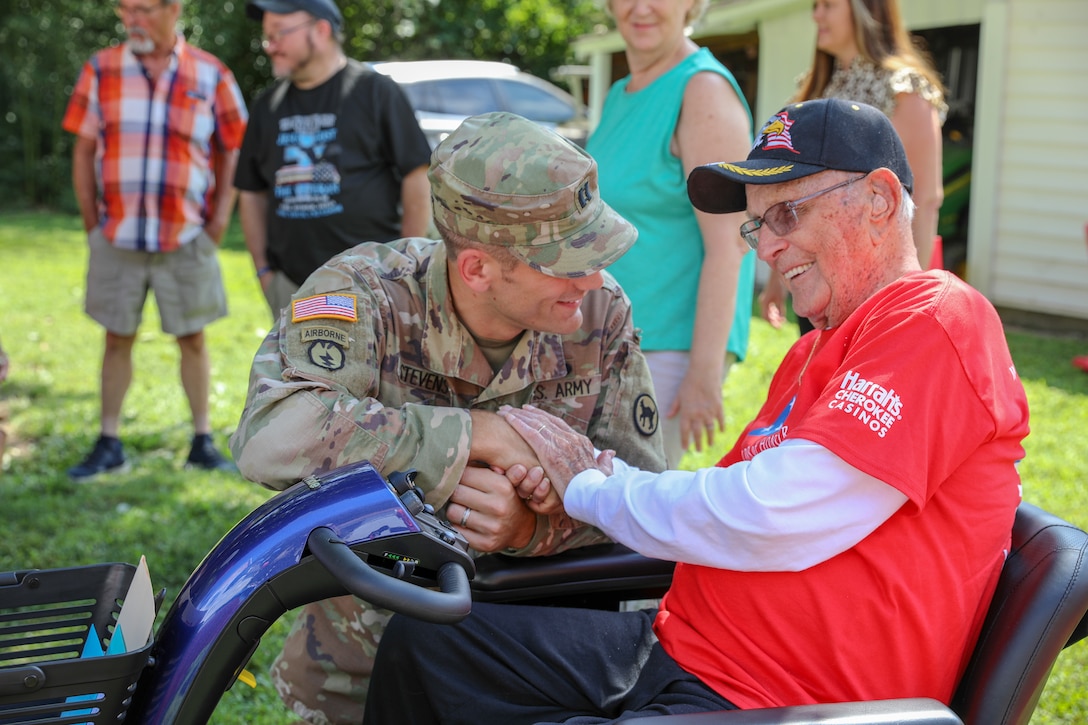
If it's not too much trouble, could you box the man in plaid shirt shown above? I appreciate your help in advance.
[62,0,248,480]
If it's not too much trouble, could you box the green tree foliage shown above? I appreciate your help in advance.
[0,0,608,211]
[0,0,113,210]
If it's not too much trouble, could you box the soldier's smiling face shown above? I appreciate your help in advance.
[482,261,606,340]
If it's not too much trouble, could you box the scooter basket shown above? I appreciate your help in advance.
[0,563,153,724]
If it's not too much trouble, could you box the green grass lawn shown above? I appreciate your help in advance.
[1,210,1085,723]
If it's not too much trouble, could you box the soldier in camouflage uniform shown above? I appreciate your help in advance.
[229,111,666,724]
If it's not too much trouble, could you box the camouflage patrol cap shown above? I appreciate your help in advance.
[429,112,637,279]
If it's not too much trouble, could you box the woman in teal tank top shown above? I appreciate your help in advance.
[587,0,754,467]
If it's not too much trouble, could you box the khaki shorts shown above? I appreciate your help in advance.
[85,227,227,337]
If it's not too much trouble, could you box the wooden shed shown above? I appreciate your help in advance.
[572,0,1088,327]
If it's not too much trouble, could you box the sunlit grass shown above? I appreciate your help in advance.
[2,210,1085,723]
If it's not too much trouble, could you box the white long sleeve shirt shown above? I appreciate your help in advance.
[562,438,907,571]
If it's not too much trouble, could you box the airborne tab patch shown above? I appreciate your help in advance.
[292,294,357,323]
[300,325,350,348]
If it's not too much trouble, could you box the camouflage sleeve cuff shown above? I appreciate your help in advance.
[391,405,474,508]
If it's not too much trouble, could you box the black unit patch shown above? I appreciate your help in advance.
[633,393,659,436]
[308,340,345,371]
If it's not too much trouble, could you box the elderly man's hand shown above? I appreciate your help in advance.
[498,405,613,498]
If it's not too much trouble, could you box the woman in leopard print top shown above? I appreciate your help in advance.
[760,0,948,333]
[799,0,947,268]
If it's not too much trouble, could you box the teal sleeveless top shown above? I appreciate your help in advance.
[587,48,755,358]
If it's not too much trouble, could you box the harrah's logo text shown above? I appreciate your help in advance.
[828,370,903,438]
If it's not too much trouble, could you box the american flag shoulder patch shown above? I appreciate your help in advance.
[291,293,358,323]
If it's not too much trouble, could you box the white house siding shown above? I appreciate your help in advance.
[977,0,1088,319]
[749,6,812,123]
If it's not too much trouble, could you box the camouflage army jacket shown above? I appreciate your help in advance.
[230,237,665,556]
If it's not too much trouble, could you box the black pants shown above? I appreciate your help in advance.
[364,602,736,724]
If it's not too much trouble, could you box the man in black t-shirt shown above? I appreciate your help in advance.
[236,0,432,321]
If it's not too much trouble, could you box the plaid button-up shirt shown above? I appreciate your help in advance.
[63,37,247,252]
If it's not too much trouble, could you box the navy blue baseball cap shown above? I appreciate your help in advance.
[246,0,343,31]
[687,98,913,214]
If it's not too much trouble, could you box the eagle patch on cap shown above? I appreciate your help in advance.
[757,111,800,153]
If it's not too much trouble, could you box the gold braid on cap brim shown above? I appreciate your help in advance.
[716,163,795,177]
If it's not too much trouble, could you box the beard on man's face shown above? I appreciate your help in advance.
[126,28,156,55]
[273,36,316,80]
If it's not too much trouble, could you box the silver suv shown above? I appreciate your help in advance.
[371,60,588,148]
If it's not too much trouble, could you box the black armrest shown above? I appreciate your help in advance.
[630,698,962,724]
[471,543,674,604]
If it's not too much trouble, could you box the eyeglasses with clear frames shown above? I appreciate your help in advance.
[114,2,165,19]
[739,174,866,251]
[261,18,317,49]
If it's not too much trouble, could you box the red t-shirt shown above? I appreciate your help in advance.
[654,271,1029,708]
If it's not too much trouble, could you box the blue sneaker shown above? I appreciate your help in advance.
[68,436,128,481]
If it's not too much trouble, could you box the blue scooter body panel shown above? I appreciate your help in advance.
[133,461,471,724]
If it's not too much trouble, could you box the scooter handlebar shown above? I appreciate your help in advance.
[307,526,472,624]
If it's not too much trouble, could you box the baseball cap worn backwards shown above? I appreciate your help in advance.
[429,111,637,279]
[246,0,342,31]
[687,98,913,215]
